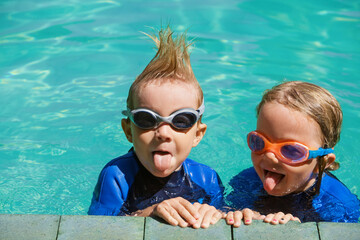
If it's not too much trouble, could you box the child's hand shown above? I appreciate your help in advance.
[263,212,301,224]
[225,208,265,227]
[151,197,200,228]
[190,202,224,229]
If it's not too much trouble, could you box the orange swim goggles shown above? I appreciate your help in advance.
[247,131,334,165]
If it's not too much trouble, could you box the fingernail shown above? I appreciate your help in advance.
[201,223,209,228]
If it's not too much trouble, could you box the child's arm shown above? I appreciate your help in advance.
[88,165,129,216]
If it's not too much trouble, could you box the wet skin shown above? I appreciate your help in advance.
[122,80,207,178]
[252,102,330,196]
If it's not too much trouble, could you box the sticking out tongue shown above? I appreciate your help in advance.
[153,151,172,172]
[263,171,284,192]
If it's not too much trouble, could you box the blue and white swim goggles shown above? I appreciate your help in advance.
[122,101,205,130]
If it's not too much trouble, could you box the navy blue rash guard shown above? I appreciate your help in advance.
[88,149,224,216]
[226,167,360,223]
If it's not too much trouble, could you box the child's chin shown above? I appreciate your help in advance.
[263,185,289,197]
[151,169,172,178]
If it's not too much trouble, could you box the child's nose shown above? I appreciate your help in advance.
[264,151,280,164]
[155,123,173,141]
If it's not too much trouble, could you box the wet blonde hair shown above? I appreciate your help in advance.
[126,26,203,109]
[256,81,343,193]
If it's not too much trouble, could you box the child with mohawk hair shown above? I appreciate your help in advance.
[89,26,229,228]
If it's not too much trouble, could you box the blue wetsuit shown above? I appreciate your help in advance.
[88,149,224,216]
[226,167,360,223]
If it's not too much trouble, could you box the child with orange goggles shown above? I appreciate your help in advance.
[226,81,360,225]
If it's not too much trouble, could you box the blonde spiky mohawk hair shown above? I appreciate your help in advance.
[126,26,203,109]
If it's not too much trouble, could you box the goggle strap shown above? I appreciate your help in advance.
[308,147,334,159]
[197,99,205,115]
[122,110,129,117]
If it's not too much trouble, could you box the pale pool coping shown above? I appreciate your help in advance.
[0,214,359,240]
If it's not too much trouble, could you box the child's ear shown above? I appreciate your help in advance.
[121,118,133,143]
[325,153,336,168]
[313,153,336,173]
[192,123,207,147]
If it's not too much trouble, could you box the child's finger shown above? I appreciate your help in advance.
[178,198,200,220]
[191,204,214,229]
[175,203,197,225]
[157,198,198,226]
[233,211,243,227]
[242,208,253,225]
[199,207,215,228]
[252,211,265,220]
[292,216,301,223]
[155,203,188,227]
[263,213,275,223]
[155,206,182,227]
[198,204,220,228]
[270,212,285,225]
[278,214,293,224]
[191,204,207,229]
[226,211,235,225]
[279,214,301,224]
[192,202,201,210]
[170,209,189,228]
[210,210,223,225]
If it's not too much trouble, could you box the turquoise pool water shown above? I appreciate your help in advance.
[0,0,359,215]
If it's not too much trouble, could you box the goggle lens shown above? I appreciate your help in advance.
[280,144,307,162]
[248,134,265,152]
[172,113,197,129]
[133,111,157,129]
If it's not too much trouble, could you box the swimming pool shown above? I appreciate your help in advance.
[0,0,359,215]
